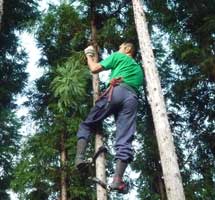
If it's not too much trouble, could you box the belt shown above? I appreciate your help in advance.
[99,77,123,102]
[99,78,138,103]
[119,83,137,96]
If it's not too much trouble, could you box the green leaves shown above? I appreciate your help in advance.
[51,55,90,113]
[11,130,59,199]
[36,3,87,67]
[142,1,215,199]
[0,0,39,198]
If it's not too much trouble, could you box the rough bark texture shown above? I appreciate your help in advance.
[60,132,67,200]
[0,0,3,30]
[90,3,107,199]
[132,0,186,200]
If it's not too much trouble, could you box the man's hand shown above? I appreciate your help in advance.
[84,45,103,74]
[84,45,96,57]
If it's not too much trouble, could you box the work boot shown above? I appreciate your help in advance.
[110,176,129,194]
[110,159,129,193]
[75,138,88,171]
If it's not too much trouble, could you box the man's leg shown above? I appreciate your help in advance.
[75,138,88,169]
[75,96,113,169]
[111,92,138,191]
[110,159,128,192]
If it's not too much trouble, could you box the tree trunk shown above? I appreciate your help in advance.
[132,1,186,200]
[60,131,67,200]
[90,2,107,200]
[0,0,3,30]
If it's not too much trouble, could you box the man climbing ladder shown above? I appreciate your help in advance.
[75,42,144,193]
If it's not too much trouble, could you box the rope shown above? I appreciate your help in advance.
[99,77,123,102]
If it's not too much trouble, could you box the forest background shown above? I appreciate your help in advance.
[0,0,214,200]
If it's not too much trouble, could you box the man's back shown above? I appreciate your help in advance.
[100,52,144,93]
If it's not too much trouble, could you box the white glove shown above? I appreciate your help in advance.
[84,45,96,56]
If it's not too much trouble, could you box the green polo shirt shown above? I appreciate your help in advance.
[100,52,144,93]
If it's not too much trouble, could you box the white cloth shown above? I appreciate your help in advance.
[84,45,96,56]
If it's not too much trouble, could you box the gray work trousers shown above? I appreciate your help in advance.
[77,85,138,162]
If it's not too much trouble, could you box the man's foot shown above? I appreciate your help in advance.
[110,177,129,194]
[75,138,88,171]
[75,155,89,171]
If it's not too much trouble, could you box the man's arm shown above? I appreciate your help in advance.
[86,55,103,74]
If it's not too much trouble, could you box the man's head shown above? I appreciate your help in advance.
[118,42,135,57]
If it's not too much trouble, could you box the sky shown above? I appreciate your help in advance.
[10,29,42,200]
[10,2,48,200]
[10,1,138,199]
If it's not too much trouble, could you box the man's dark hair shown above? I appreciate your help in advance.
[123,42,136,57]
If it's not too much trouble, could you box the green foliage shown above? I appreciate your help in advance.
[11,116,95,199]
[11,0,215,200]
[51,55,90,113]
[145,0,215,80]
[143,1,215,199]
[31,1,154,199]
[36,3,87,67]
[11,129,60,199]
[0,0,39,109]
[12,2,95,199]
[0,109,21,199]
[0,0,39,198]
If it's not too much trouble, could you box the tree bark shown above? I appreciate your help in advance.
[60,131,67,200]
[0,0,3,30]
[90,2,107,200]
[132,1,186,200]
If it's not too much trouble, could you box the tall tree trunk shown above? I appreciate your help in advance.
[90,2,107,200]
[60,131,67,200]
[132,1,186,200]
[0,0,3,30]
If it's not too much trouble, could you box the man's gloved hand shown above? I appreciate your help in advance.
[84,45,96,57]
